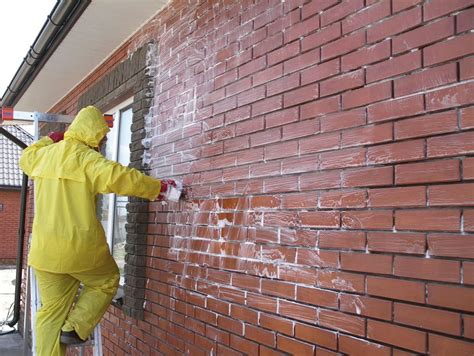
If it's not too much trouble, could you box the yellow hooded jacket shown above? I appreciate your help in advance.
[19,106,161,273]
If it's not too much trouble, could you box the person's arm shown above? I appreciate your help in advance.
[18,137,54,177]
[86,152,163,200]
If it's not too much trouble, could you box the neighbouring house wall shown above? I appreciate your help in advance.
[0,189,21,264]
[42,0,474,355]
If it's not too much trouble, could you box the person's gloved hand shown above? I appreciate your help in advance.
[157,179,177,201]
[48,132,64,143]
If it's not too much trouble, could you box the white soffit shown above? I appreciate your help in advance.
[15,0,168,112]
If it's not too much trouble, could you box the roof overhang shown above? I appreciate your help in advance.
[5,0,167,112]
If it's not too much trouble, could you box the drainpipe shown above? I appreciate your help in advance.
[0,127,28,331]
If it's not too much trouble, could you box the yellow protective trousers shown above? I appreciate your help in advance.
[34,260,119,356]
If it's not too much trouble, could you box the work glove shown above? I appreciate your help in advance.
[48,132,64,143]
[157,179,177,201]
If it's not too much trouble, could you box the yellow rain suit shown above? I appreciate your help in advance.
[19,106,162,356]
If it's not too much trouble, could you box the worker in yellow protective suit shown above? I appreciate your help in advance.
[19,106,176,356]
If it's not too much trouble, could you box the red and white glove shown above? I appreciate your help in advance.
[157,179,177,201]
[48,132,64,143]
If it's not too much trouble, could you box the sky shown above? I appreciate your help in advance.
[0,0,57,101]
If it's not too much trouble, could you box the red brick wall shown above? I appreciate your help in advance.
[58,0,474,355]
[0,189,21,264]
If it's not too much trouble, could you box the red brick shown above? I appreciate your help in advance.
[266,108,299,129]
[457,7,474,32]
[245,324,275,347]
[301,170,341,190]
[261,279,295,299]
[341,166,393,188]
[460,55,474,80]
[317,270,365,292]
[424,0,473,21]
[277,335,314,356]
[340,294,392,321]
[395,303,461,335]
[254,32,284,58]
[396,209,461,232]
[259,313,294,336]
[297,248,338,268]
[278,300,317,324]
[238,86,266,106]
[339,335,390,356]
[461,106,474,129]
[342,210,393,230]
[280,229,317,247]
[369,186,426,208]
[464,157,474,179]
[428,283,474,312]
[342,0,391,34]
[393,16,454,54]
[268,40,301,67]
[265,141,298,160]
[342,81,392,109]
[266,73,300,97]
[368,139,425,164]
[284,48,320,75]
[216,344,242,356]
[319,309,365,337]
[368,95,424,123]
[425,32,474,66]
[302,0,339,20]
[429,183,474,206]
[281,156,319,175]
[283,83,319,107]
[394,63,457,97]
[230,334,258,355]
[394,255,460,282]
[367,276,425,303]
[368,232,425,254]
[319,189,366,208]
[342,122,392,148]
[301,58,340,85]
[367,51,421,83]
[295,323,337,350]
[319,230,366,250]
[395,159,460,185]
[300,211,340,228]
[427,81,474,111]
[320,108,366,133]
[247,293,277,313]
[395,110,458,140]
[279,265,318,285]
[341,252,392,274]
[341,39,391,72]
[464,315,474,339]
[300,132,340,154]
[367,6,422,43]
[253,64,283,86]
[368,319,426,353]
[320,147,366,170]
[428,233,474,259]
[321,69,364,97]
[428,334,474,356]
[466,275,474,300]
[282,118,319,140]
[284,14,320,43]
[301,22,341,52]
[464,210,474,233]
[321,29,366,60]
[206,325,230,345]
[300,96,340,120]
[428,131,474,158]
[320,0,364,27]
[252,96,283,116]
[393,0,423,12]
[296,286,338,309]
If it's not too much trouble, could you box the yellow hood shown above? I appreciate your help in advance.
[64,106,109,148]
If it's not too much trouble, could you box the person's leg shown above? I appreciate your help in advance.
[62,258,119,340]
[34,268,80,356]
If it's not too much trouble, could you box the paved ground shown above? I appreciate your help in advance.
[0,266,27,356]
